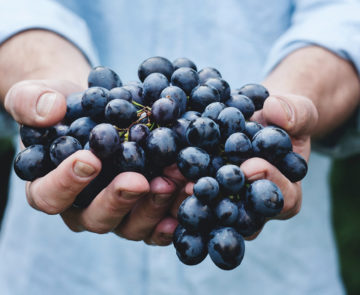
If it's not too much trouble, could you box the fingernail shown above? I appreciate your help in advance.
[36,92,57,117]
[152,193,172,206]
[275,97,293,122]
[247,172,265,182]
[73,161,96,178]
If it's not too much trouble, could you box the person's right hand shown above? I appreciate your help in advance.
[5,79,185,245]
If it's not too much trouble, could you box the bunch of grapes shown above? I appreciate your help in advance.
[13,56,307,270]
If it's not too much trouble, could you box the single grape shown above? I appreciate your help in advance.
[217,107,246,140]
[198,67,222,84]
[88,66,122,90]
[216,164,245,196]
[20,125,50,147]
[193,176,219,204]
[81,87,110,120]
[171,67,199,96]
[201,102,226,121]
[172,57,197,71]
[173,225,207,266]
[204,78,231,102]
[14,145,52,181]
[143,73,170,106]
[246,179,284,217]
[214,198,239,226]
[208,227,245,270]
[224,132,253,165]
[89,123,120,159]
[113,141,146,173]
[177,195,214,233]
[189,85,220,112]
[105,99,138,128]
[108,87,132,102]
[129,124,150,147]
[252,126,292,163]
[275,151,308,182]
[225,94,255,119]
[49,136,82,166]
[151,97,180,126]
[236,83,269,111]
[160,85,187,115]
[138,56,174,82]
[177,147,210,181]
[68,117,97,146]
[122,84,144,105]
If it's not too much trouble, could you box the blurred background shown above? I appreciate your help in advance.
[0,107,358,294]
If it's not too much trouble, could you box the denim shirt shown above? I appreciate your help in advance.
[0,0,360,294]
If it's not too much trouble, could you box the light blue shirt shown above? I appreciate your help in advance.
[1,0,360,294]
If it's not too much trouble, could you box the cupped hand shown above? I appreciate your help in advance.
[5,79,187,245]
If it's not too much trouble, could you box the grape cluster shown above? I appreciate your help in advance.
[13,56,308,270]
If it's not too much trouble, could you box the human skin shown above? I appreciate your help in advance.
[0,30,359,244]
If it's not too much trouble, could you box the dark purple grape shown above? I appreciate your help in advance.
[160,86,187,115]
[215,198,239,226]
[225,94,255,119]
[105,99,138,128]
[193,176,219,204]
[129,124,150,147]
[209,155,225,177]
[201,102,226,121]
[252,126,292,163]
[217,107,246,140]
[64,92,84,124]
[151,97,179,126]
[20,125,50,147]
[177,195,214,233]
[89,123,120,159]
[208,227,245,270]
[224,132,253,165]
[216,164,245,196]
[198,67,222,84]
[246,179,284,217]
[68,117,97,146]
[108,87,132,102]
[204,78,231,102]
[177,147,210,181]
[236,83,269,111]
[172,118,191,147]
[235,201,265,237]
[81,87,110,120]
[122,84,144,105]
[182,111,201,122]
[275,151,308,182]
[145,127,178,167]
[49,136,82,166]
[14,145,51,181]
[143,73,170,106]
[113,141,146,173]
[173,225,207,266]
[189,85,220,112]
[244,121,263,139]
[48,124,69,139]
[171,67,199,96]
[138,56,174,82]
[88,66,122,90]
[172,57,197,71]
[186,117,221,152]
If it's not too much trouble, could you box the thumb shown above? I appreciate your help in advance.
[4,79,83,127]
[262,94,318,137]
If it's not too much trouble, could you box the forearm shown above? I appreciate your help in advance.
[0,29,91,102]
[263,46,360,136]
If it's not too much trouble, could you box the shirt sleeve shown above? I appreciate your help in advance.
[0,0,99,66]
[263,0,360,159]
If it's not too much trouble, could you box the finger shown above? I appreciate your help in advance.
[4,79,82,127]
[240,157,301,220]
[262,95,318,137]
[61,172,150,234]
[144,216,179,246]
[163,163,187,186]
[114,176,177,240]
[26,150,101,214]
